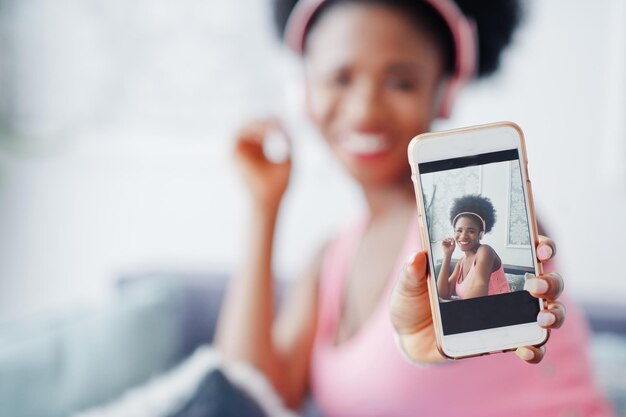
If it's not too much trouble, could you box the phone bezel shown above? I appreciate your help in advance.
[407,121,549,359]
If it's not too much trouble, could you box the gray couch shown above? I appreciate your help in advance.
[1,272,625,417]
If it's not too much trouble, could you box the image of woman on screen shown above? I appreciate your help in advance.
[437,194,510,300]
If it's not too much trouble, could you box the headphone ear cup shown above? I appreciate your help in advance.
[437,77,461,119]
[437,84,453,118]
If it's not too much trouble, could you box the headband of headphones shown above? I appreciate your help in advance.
[284,0,477,118]
[452,211,486,232]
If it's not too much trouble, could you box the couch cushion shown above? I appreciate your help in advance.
[0,277,183,417]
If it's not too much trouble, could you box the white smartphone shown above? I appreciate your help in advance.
[408,122,548,359]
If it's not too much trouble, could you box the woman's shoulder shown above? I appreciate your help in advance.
[475,244,501,268]
[476,244,497,257]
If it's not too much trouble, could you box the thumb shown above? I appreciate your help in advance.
[390,250,433,337]
[397,251,429,298]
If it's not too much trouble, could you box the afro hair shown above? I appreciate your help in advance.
[449,194,497,233]
[272,0,523,78]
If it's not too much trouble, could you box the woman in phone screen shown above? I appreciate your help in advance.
[215,0,613,416]
[437,194,511,300]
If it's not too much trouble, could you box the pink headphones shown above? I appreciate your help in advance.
[452,211,486,235]
[284,0,477,118]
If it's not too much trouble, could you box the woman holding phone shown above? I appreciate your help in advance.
[215,0,612,415]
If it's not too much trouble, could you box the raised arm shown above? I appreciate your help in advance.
[214,119,319,409]
[436,238,457,299]
[214,200,283,384]
[272,250,323,408]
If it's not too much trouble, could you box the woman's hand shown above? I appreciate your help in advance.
[389,236,564,365]
[234,119,292,211]
[441,238,455,257]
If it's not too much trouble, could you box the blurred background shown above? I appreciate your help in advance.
[0,0,366,321]
[1,0,626,415]
[1,0,624,320]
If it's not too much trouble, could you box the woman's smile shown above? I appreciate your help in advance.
[456,239,471,248]
[453,217,482,251]
[337,131,393,159]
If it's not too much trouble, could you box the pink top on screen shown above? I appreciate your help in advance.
[455,254,511,298]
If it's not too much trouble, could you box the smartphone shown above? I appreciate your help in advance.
[407,122,548,359]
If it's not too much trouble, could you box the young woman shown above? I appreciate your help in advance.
[215,0,613,415]
[437,194,510,300]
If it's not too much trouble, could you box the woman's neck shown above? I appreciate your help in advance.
[463,245,481,256]
[362,179,415,220]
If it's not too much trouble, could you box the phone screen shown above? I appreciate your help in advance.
[418,148,539,336]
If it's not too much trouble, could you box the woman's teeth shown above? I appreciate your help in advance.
[340,133,391,155]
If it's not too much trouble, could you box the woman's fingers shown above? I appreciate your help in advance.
[537,235,557,262]
[232,119,293,208]
[515,345,545,364]
[537,301,566,329]
[236,120,290,155]
[525,272,564,301]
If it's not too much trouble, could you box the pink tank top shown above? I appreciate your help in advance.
[309,215,613,417]
[455,253,511,299]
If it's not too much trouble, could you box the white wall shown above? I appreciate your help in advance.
[0,0,624,320]
[480,162,533,269]
[441,0,626,302]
